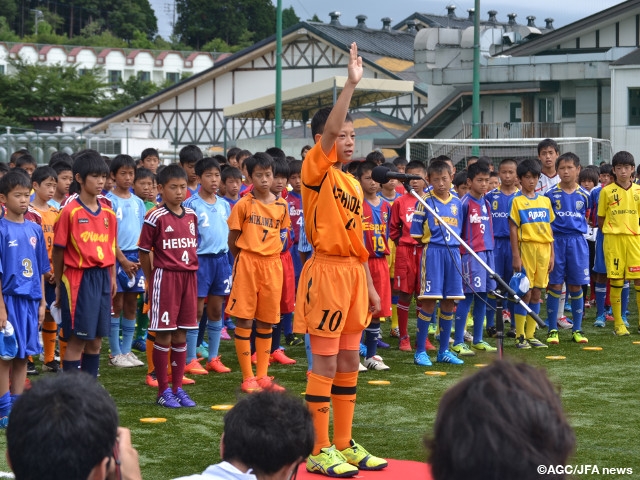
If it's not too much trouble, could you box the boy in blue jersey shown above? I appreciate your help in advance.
[510,159,555,349]
[183,157,233,374]
[411,159,465,366]
[106,155,146,368]
[545,153,590,344]
[487,158,519,337]
[179,145,203,198]
[452,162,497,356]
[0,170,49,425]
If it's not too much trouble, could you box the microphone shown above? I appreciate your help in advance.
[371,165,424,185]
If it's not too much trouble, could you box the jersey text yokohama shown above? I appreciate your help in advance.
[301,142,368,262]
[488,188,518,238]
[138,205,199,271]
[545,185,590,235]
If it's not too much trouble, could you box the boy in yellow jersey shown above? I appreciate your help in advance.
[226,152,290,393]
[597,151,640,336]
[294,43,387,478]
[510,159,555,349]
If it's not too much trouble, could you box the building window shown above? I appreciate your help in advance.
[137,71,151,82]
[629,88,640,126]
[561,99,576,119]
[166,72,180,84]
[108,70,122,86]
[0,65,5,75]
[510,102,522,122]
[538,98,555,123]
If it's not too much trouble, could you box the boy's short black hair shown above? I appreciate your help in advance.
[157,163,188,185]
[32,166,58,185]
[265,147,286,163]
[356,160,376,179]
[498,158,518,170]
[578,166,599,185]
[346,161,360,175]
[405,160,426,174]
[227,147,241,161]
[288,160,302,177]
[611,151,635,168]
[384,162,398,173]
[140,148,159,161]
[213,154,227,165]
[453,171,468,187]
[556,152,580,169]
[51,159,72,175]
[428,159,452,177]
[134,167,155,183]
[0,162,9,174]
[73,149,110,182]
[490,171,499,179]
[537,138,559,155]
[179,145,203,165]
[237,150,252,161]
[466,162,490,180]
[365,151,385,165]
[49,151,72,167]
[15,154,37,169]
[246,152,274,177]
[109,154,136,175]
[434,155,452,164]
[0,169,31,195]
[311,106,354,138]
[273,158,290,178]
[222,166,243,183]
[599,163,613,175]
[393,156,409,167]
[10,149,29,165]
[516,158,542,179]
[195,157,221,177]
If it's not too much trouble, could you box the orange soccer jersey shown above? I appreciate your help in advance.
[33,204,58,271]
[301,142,369,263]
[227,193,290,256]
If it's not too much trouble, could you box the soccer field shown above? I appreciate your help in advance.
[0,302,639,479]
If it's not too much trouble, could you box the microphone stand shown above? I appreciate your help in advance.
[406,184,545,358]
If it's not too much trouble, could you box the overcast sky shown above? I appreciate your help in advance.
[149,0,624,40]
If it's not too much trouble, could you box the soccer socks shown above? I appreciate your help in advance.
[234,327,254,380]
[109,316,122,356]
[391,295,399,331]
[514,303,527,338]
[0,391,10,418]
[170,342,187,391]
[438,311,454,354]
[271,322,282,353]
[146,332,155,374]
[595,282,607,317]
[80,353,100,378]
[397,300,410,338]
[306,372,333,454]
[153,343,170,393]
[41,320,57,364]
[365,322,380,358]
[121,318,136,355]
[332,371,358,451]
[185,329,198,364]
[62,359,81,372]
[472,292,488,344]
[206,319,223,361]
[622,282,630,316]
[570,290,584,331]
[556,284,566,320]
[454,295,473,345]
[281,312,294,336]
[415,309,430,354]
[546,288,562,331]
[525,302,541,339]
[610,279,624,327]
[254,327,272,378]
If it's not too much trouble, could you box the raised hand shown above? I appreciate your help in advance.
[347,42,363,85]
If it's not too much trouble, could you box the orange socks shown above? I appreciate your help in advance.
[306,372,333,454]
[42,319,57,364]
[254,327,272,378]
[234,327,254,380]
[331,371,358,450]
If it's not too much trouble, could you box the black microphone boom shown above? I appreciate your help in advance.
[371,165,423,184]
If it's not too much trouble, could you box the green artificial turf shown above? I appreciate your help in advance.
[1,300,640,479]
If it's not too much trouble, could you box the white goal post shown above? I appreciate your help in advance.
[406,137,613,169]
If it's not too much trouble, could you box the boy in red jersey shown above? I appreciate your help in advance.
[389,160,428,352]
[139,164,199,408]
[53,150,117,377]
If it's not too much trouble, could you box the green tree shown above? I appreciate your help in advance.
[104,75,162,113]
[308,14,323,23]
[282,6,300,29]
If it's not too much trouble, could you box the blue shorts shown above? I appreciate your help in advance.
[549,235,590,285]
[461,251,496,294]
[291,243,303,283]
[116,250,145,293]
[593,230,606,274]
[6,295,41,358]
[197,253,232,298]
[60,267,111,341]
[418,244,464,300]
[493,237,513,284]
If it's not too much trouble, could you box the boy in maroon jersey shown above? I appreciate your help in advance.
[139,164,199,408]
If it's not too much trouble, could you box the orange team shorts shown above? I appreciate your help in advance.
[394,244,424,295]
[368,256,392,318]
[294,253,371,344]
[225,251,283,324]
[280,249,296,315]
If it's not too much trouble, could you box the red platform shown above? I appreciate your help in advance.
[296,459,433,479]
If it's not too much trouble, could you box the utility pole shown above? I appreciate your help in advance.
[472,0,481,155]
[275,0,283,148]
[30,9,43,36]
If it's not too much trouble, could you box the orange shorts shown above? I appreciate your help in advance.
[225,251,282,324]
[309,332,361,356]
[294,253,371,338]
[369,256,391,318]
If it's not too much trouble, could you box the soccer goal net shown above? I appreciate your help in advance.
[406,137,613,170]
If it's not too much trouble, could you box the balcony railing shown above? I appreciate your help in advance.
[462,122,561,139]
